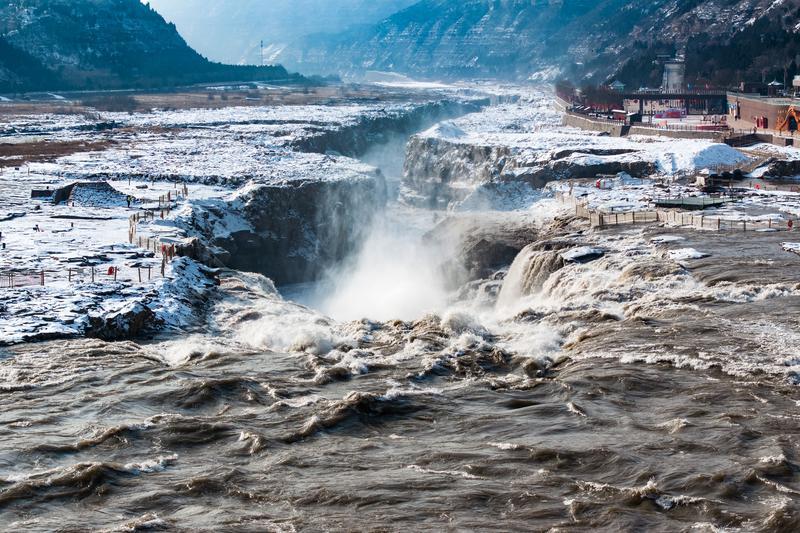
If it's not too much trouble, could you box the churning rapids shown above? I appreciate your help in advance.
[3,103,800,532]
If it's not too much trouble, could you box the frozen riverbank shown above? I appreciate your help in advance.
[0,90,486,344]
[402,89,751,209]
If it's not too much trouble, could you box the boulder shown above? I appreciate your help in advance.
[86,302,161,341]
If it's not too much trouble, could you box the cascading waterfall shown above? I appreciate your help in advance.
[495,245,565,311]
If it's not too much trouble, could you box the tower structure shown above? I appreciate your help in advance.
[662,59,685,93]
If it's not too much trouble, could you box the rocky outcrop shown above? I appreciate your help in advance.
[425,213,541,285]
[403,135,655,207]
[291,99,488,158]
[180,173,386,285]
[764,159,800,178]
[86,302,161,342]
[404,136,513,206]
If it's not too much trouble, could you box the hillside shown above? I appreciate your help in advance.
[268,0,800,87]
[0,0,295,93]
[146,0,419,65]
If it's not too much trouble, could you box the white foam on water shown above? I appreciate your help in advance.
[124,454,178,475]
[406,464,482,480]
[488,441,524,451]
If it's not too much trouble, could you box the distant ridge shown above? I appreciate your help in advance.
[0,0,299,93]
[267,0,800,87]
[146,0,419,65]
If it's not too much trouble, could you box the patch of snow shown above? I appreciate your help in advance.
[668,248,710,261]
[782,242,800,255]
[561,247,605,263]
[651,235,685,244]
[424,121,466,139]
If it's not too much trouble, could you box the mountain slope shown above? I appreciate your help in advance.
[146,0,419,65]
[0,0,294,92]
[272,0,800,86]
[0,35,58,92]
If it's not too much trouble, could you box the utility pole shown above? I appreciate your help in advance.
[260,40,264,67]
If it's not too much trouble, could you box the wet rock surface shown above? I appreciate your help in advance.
[425,212,539,284]
[178,172,387,285]
[86,301,161,341]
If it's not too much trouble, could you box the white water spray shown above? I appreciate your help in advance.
[315,210,452,321]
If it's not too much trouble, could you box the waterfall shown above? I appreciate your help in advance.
[496,244,565,310]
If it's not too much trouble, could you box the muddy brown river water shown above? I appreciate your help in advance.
[2,213,800,532]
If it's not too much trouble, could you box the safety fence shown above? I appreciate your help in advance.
[0,271,44,289]
[128,183,189,243]
[66,265,169,284]
[653,210,792,232]
[636,122,728,133]
[128,208,178,244]
[157,184,189,208]
[0,264,171,289]
[556,191,796,232]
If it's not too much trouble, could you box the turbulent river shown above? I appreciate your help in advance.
[3,138,800,532]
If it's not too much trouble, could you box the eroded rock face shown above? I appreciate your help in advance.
[404,136,513,206]
[425,213,540,285]
[86,302,161,342]
[291,99,488,157]
[403,135,655,207]
[182,173,387,285]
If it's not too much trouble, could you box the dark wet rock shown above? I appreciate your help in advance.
[425,212,539,284]
[561,246,605,264]
[86,302,162,341]
[765,159,800,177]
[185,175,386,285]
[620,260,685,282]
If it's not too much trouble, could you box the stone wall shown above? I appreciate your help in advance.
[562,112,626,136]
[627,125,725,141]
[564,110,728,142]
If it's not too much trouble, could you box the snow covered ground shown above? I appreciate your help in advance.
[0,166,231,343]
[1,93,475,345]
[419,93,750,177]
